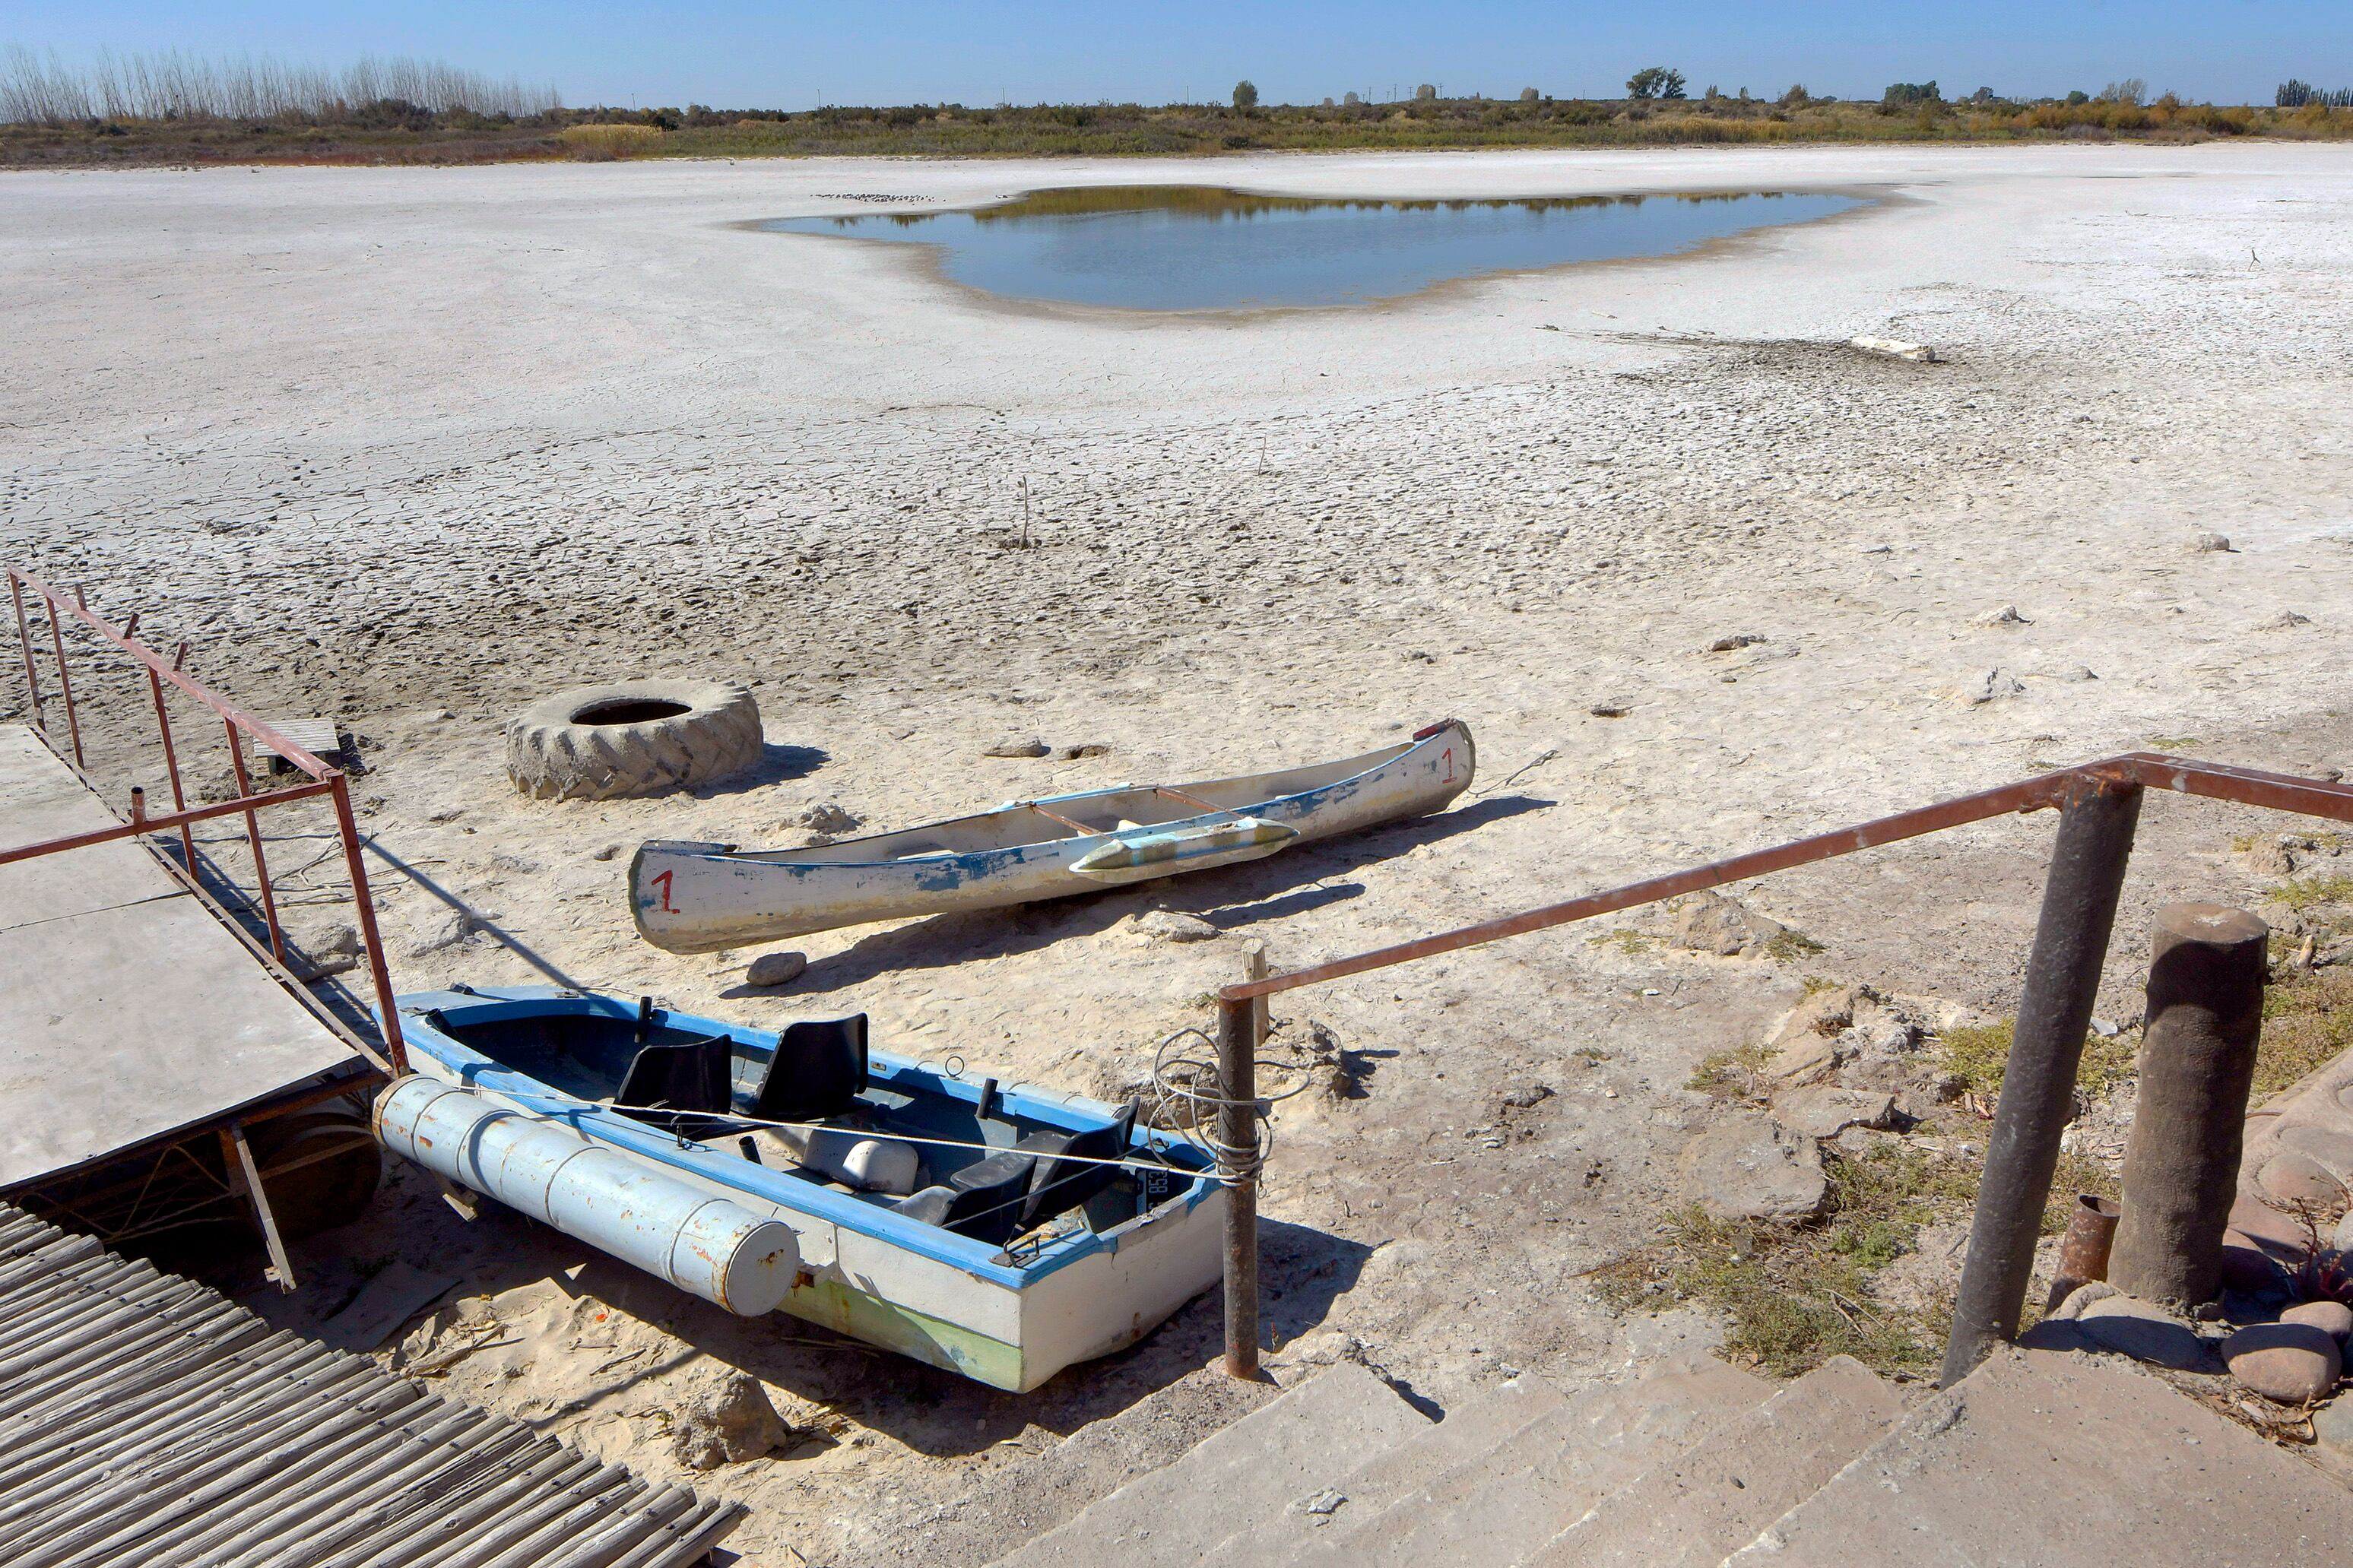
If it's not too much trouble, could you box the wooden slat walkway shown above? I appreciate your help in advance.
[0,1202,744,1567]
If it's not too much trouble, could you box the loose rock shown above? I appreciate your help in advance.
[2258,1151,2348,1207]
[746,951,808,987]
[982,736,1050,759]
[2257,610,2313,630]
[2222,1322,2343,1404]
[1967,668,2027,704]
[2279,1122,2353,1180]
[797,800,861,836]
[2187,531,2234,553]
[671,1371,794,1469]
[1664,889,1789,957]
[407,906,475,956]
[2283,1300,2353,1344]
[1771,1085,1898,1139]
[2315,1392,2353,1459]
[1132,909,1219,943]
[1974,604,2031,626]
[2076,1296,2213,1371]
[1707,633,1766,653]
[1676,1115,1828,1222]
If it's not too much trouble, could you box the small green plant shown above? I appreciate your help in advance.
[1764,928,1826,962]
[2270,872,2353,913]
[1799,974,1841,998]
[2146,735,2202,752]
[1588,928,1652,955]
[1687,1041,1774,1099]
[1936,1018,2136,1101]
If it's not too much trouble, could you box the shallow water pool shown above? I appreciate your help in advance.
[764,185,1863,312]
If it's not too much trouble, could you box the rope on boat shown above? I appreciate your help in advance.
[1146,1025,1316,1186]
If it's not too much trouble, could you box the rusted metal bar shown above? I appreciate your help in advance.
[1026,801,1096,835]
[1218,950,1263,1380]
[329,771,407,1073]
[2110,903,2269,1306]
[8,572,43,727]
[2044,1194,2123,1312]
[0,779,336,867]
[128,786,145,826]
[147,666,198,871]
[1222,768,2078,1003]
[46,592,82,768]
[2112,752,2353,825]
[224,722,288,965]
[11,566,335,778]
[223,1123,298,1293]
[1942,771,2142,1386]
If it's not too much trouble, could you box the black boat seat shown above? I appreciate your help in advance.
[615,1033,735,1124]
[747,1015,869,1123]
[893,1102,1140,1245]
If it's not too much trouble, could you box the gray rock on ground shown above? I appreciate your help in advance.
[1663,890,1788,957]
[2282,1300,2353,1342]
[407,906,475,956]
[746,950,808,987]
[1771,1085,1898,1139]
[983,736,1051,758]
[1677,1114,1828,1221]
[2072,1296,2214,1372]
[1132,910,1219,943]
[671,1371,794,1469]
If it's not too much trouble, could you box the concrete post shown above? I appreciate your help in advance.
[2108,903,2269,1305]
[1942,774,2142,1387]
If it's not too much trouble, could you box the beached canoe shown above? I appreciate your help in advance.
[629,719,1474,952]
[379,987,1223,1392]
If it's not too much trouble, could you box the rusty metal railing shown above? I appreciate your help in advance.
[3,565,406,1075]
[1203,752,2353,1383]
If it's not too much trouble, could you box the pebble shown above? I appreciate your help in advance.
[746,950,807,987]
[2057,664,2098,682]
[2257,610,2313,630]
[2283,1300,2353,1343]
[796,800,861,835]
[981,736,1050,758]
[1967,668,2025,705]
[1676,1114,1828,1222]
[1707,632,1766,652]
[2187,531,2234,553]
[2222,1322,2342,1404]
[1974,604,2031,626]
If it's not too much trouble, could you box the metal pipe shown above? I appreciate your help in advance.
[374,1077,800,1314]
[46,593,81,768]
[0,780,336,866]
[2109,903,2269,1305]
[8,573,43,728]
[2044,1193,2123,1312]
[147,666,197,873]
[224,723,287,964]
[1216,987,1260,1380]
[329,772,407,1073]
[1942,773,2142,1386]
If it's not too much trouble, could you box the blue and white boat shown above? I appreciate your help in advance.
[375,987,1222,1392]
[628,720,1475,952]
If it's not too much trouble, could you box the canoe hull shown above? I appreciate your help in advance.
[632,720,1474,952]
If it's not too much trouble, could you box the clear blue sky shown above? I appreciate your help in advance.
[4,2,2342,109]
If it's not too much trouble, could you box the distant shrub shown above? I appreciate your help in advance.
[1343,90,1361,106]
[2066,90,2091,106]
[2097,78,2146,106]
[1414,83,1436,102]
[1777,84,1809,108]
[2279,80,2353,108]
[1520,86,1539,103]
[1231,80,1257,111]
[1882,81,1941,110]
[1626,66,1687,100]
[558,122,664,157]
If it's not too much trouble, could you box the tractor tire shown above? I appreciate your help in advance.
[505,679,763,800]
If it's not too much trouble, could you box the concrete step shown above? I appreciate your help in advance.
[1206,1372,1569,1563]
[986,1362,1432,1568]
[1286,1355,1774,1568]
[1724,1346,2352,1566]
[1528,1355,1907,1568]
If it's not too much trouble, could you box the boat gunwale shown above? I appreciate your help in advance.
[388,987,1220,1291]
[665,724,1454,870]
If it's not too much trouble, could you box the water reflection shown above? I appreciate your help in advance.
[765,185,1861,310]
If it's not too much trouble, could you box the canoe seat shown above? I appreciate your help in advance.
[1017,1101,1139,1231]
[615,1033,734,1135]
[747,1015,869,1123]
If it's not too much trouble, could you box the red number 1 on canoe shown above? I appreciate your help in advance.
[651,870,677,914]
[1442,747,1454,783]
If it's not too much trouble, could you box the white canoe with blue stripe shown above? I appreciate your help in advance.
[629,721,1475,953]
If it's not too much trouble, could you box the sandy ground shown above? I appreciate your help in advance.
[7,144,2353,1563]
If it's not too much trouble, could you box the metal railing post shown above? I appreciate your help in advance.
[1940,772,2142,1386]
[8,572,43,728]
[224,722,288,964]
[1217,978,1261,1380]
[329,773,407,1073]
[147,666,197,872]
[46,591,82,768]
